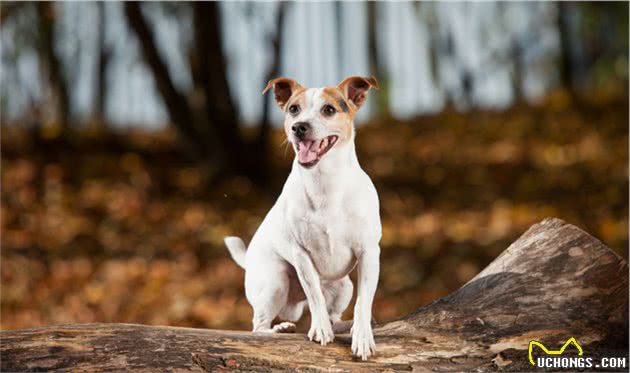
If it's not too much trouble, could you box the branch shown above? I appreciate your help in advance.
[1,218,627,372]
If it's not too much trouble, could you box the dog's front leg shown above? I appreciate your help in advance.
[293,248,334,346]
[352,245,380,360]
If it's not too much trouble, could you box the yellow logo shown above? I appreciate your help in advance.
[528,337,584,365]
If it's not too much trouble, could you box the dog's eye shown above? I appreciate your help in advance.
[288,105,300,116]
[321,104,336,117]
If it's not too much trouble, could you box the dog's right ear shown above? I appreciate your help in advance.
[262,77,304,110]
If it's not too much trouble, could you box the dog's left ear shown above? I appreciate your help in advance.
[262,77,304,110]
[337,76,379,109]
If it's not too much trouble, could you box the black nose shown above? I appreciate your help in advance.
[291,122,310,139]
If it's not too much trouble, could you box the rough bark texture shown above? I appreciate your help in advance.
[1,218,627,372]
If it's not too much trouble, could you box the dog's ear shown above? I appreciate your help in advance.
[337,76,379,109]
[262,77,304,109]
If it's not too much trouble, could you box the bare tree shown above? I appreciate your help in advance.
[36,2,71,131]
[257,2,287,169]
[93,1,110,129]
[557,1,576,97]
[124,2,271,181]
[124,2,197,148]
[367,2,389,118]
[334,1,343,73]
[415,3,443,102]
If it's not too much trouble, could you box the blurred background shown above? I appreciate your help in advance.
[1,2,627,331]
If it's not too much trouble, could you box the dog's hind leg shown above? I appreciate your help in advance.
[246,257,292,333]
[250,289,289,332]
[249,284,288,332]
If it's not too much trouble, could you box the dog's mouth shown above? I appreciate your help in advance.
[295,135,339,168]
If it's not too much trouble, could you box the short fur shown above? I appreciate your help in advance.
[225,76,380,360]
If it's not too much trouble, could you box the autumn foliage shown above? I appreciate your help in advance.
[1,95,627,331]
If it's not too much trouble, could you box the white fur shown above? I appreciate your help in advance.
[224,88,381,360]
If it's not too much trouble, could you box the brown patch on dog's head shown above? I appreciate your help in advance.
[284,89,308,116]
[322,87,351,114]
[320,87,354,141]
[262,77,305,110]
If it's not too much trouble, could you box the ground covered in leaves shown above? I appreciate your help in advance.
[2,97,628,331]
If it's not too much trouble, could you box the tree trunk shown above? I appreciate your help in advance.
[415,2,444,108]
[192,3,259,178]
[509,39,525,104]
[36,2,71,131]
[367,2,389,118]
[123,2,203,159]
[557,2,576,98]
[1,218,627,372]
[0,2,26,24]
[92,1,109,129]
[256,2,287,175]
[125,2,267,182]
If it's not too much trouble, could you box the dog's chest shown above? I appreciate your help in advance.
[292,208,357,280]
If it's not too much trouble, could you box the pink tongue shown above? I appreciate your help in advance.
[297,140,318,163]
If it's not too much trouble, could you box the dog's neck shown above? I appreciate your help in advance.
[293,138,359,204]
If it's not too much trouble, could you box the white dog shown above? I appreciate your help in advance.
[224,76,381,360]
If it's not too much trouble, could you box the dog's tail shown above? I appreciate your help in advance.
[223,236,247,269]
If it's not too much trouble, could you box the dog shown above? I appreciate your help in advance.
[224,76,381,360]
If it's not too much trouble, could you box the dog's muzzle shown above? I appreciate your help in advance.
[295,135,339,168]
[291,122,311,140]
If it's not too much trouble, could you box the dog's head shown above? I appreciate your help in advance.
[263,76,378,169]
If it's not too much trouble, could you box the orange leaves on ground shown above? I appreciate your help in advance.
[1,99,627,331]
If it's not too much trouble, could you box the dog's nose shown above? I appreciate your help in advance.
[291,122,310,139]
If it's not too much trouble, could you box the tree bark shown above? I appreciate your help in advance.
[1,218,627,372]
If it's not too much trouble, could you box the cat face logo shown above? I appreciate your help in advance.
[528,337,584,365]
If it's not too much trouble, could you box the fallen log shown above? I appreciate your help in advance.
[1,218,627,372]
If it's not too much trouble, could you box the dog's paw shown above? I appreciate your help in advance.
[351,321,376,360]
[307,317,334,346]
[272,322,296,333]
